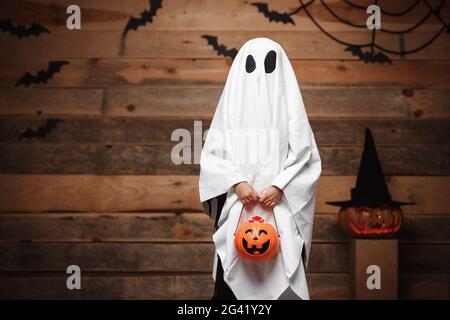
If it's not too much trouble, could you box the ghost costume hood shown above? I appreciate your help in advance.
[199,38,321,300]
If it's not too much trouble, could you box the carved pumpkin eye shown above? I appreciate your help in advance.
[245,229,253,235]
[245,54,256,73]
[264,50,276,73]
[258,230,268,236]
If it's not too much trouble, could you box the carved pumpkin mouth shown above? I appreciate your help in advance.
[242,238,270,255]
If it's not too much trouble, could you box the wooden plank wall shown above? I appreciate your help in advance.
[0,0,449,299]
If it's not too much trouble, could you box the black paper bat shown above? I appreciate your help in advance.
[345,46,392,64]
[0,19,49,39]
[251,2,295,25]
[15,61,69,87]
[202,35,238,59]
[18,119,63,141]
[123,0,163,36]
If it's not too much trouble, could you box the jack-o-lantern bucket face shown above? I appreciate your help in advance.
[234,216,279,260]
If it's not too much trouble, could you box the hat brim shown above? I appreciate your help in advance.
[325,200,353,207]
[326,199,415,208]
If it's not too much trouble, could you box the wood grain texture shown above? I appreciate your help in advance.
[3,86,448,118]
[2,59,449,88]
[1,117,449,146]
[399,244,450,273]
[0,88,103,116]
[0,243,348,273]
[0,213,448,243]
[0,242,447,273]
[0,144,448,175]
[0,272,350,300]
[0,175,444,214]
[103,86,450,118]
[0,272,447,300]
[0,30,448,60]
[352,239,398,299]
[1,0,447,31]
[399,274,450,300]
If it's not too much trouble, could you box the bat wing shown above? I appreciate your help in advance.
[124,15,146,34]
[0,19,17,36]
[27,23,50,37]
[345,46,363,59]
[202,35,220,51]
[45,119,63,131]
[271,10,295,25]
[223,48,238,60]
[373,51,392,64]
[251,2,295,25]
[37,119,63,138]
[148,0,163,18]
[226,48,238,59]
[47,61,70,74]
[43,61,69,81]
[15,72,36,87]
[123,0,163,35]
[345,46,368,62]
[202,35,237,59]
[36,119,62,138]
[18,119,62,141]
[18,128,36,140]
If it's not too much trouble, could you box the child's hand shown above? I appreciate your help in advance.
[259,186,283,208]
[233,182,259,206]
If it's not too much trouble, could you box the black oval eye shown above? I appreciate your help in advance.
[245,54,256,73]
[264,50,276,73]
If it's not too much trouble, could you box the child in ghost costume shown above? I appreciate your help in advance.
[199,38,322,300]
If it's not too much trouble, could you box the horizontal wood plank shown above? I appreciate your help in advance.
[399,244,450,273]
[0,272,217,300]
[0,144,448,175]
[0,272,351,300]
[0,212,217,242]
[103,86,450,118]
[2,59,449,89]
[0,243,348,273]
[0,272,447,299]
[0,30,448,60]
[399,274,450,300]
[0,88,103,116]
[1,117,449,146]
[0,242,447,273]
[1,86,448,119]
[0,213,448,243]
[1,0,448,32]
[0,175,443,214]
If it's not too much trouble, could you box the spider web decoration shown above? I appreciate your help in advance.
[251,0,449,64]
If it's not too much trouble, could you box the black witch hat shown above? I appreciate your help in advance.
[326,128,414,208]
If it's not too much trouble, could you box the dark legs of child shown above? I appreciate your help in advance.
[211,255,237,300]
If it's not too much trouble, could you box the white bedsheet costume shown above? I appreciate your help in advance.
[199,38,321,300]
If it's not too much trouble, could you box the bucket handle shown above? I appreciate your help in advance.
[233,203,280,237]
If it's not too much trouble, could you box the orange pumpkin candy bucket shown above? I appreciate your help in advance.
[234,210,280,261]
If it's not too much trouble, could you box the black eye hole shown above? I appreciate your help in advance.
[245,54,256,73]
[258,230,268,236]
[264,50,276,73]
[245,229,253,235]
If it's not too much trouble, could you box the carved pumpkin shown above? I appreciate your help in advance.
[338,205,402,238]
[234,215,279,260]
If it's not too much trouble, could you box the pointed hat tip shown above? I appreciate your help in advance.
[365,127,373,138]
